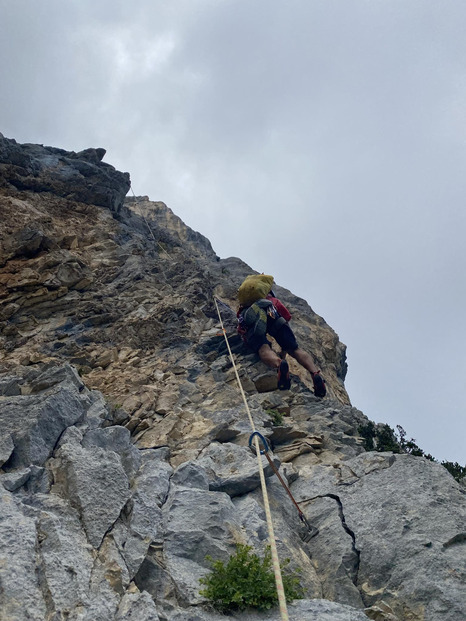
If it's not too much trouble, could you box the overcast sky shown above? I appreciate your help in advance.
[1,1,465,463]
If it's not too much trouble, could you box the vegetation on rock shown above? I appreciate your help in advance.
[359,422,465,482]
[266,408,284,426]
[199,544,304,612]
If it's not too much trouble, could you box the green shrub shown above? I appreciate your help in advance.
[358,422,400,452]
[199,544,303,612]
[359,423,465,482]
[266,408,284,426]
[376,424,401,452]
[441,461,466,483]
[358,421,376,451]
[359,422,431,455]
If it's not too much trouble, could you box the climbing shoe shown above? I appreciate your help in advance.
[277,360,291,390]
[311,371,326,398]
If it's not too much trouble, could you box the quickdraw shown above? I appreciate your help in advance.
[249,432,319,542]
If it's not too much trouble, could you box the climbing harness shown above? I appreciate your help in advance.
[214,297,290,621]
[248,432,319,543]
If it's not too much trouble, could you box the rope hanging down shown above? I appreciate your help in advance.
[213,297,290,621]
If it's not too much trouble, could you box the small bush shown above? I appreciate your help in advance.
[266,408,284,426]
[358,421,376,451]
[376,424,401,452]
[358,422,400,452]
[199,544,303,612]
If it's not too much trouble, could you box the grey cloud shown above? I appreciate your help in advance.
[0,0,465,462]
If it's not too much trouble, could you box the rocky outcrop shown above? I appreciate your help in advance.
[292,453,466,620]
[0,137,464,621]
[0,133,130,214]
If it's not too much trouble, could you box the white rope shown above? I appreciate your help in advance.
[213,297,290,621]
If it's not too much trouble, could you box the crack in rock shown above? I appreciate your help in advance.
[303,492,361,586]
[443,532,466,549]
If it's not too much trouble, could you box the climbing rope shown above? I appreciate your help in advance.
[249,433,319,542]
[213,297,289,621]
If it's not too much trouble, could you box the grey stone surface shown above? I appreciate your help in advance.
[54,442,131,548]
[137,449,174,507]
[113,450,172,579]
[0,431,14,466]
[26,362,85,394]
[116,590,160,620]
[163,486,241,605]
[167,598,369,620]
[1,466,31,491]
[26,464,52,494]
[292,452,466,621]
[0,377,91,469]
[232,482,323,601]
[134,551,179,611]
[34,493,94,615]
[171,460,209,491]
[82,425,142,479]
[196,442,279,497]
[86,390,113,429]
[295,495,363,608]
[0,488,47,620]
[81,535,130,621]
[0,374,21,396]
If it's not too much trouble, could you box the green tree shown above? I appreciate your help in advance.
[441,461,466,482]
[359,423,465,482]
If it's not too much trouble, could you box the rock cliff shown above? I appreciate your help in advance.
[0,134,464,621]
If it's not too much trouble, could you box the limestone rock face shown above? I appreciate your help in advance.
[291,453,466,620]
[0,137,464,621]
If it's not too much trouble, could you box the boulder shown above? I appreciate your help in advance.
[115,590,160,620]
[162,485,241,605]
[196,442,280,497]
[0,371,91,469]
[53,441,131,548]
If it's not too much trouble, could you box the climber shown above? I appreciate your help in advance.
[237,274,326,397]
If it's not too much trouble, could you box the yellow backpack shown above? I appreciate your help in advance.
[238,274,274,306]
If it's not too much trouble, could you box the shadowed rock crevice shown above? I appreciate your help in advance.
[443,532,466,549]
[302,493,361,587]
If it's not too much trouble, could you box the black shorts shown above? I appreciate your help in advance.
[246,322,299,354]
